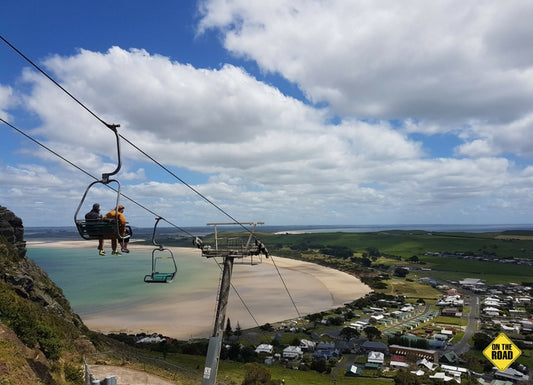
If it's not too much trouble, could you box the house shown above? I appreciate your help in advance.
[440,351,462,365]
[440,364,469,376]
[417,358,438,371]
[361,340,388,353]
[299,339,316,351]
[428,339,446,349]
[389,355,408,368]
[282,346,302,360]
[255,344,274,354]
[367,351,384,365]
[345,365,361,377]
[493,367,530,382]
[428,372,457,382]
[484,297,502,307]
[350,320,368,331]
[459,278,484,287]
[483,306,500,317]
[441,307,462,317]
[313,342,339,360]
[136,335,165,344]
[389,345,439,363]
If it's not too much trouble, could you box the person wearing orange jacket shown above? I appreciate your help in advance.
[104,205,128,256]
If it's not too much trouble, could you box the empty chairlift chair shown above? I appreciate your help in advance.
[144,217,177,283]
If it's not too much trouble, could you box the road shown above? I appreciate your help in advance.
[89,365,177,385]
[451,294,479,355]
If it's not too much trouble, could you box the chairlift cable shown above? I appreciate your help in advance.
[1,118,272,327]
[1,36,303,319]
[0,35,117,132]
[0,117,193,237]
[1,34,256,235]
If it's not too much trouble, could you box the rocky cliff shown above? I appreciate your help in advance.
[0,206,96,384]
[0,205,26,258]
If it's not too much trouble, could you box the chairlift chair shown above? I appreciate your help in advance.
[74,124,123,240]
[144,217,177,283]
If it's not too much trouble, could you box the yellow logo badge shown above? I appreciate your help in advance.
[483,333,522,372]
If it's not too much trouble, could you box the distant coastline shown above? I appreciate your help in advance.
[25,223,533,239]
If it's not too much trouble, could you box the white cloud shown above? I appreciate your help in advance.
[199,1,533,126]
[0,85,15,121]
[456,114,533,158]
[3,2,533,227]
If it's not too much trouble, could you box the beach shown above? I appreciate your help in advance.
[28,240,371,339]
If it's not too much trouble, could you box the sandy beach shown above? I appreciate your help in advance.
[28,240,371,339]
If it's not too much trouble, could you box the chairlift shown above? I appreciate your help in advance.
[74,125,122,240]
[144,217,177,283]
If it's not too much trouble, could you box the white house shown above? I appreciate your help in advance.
[483,306,500,316]
[255,344,274,354]
[299,339,316,351]
[367,351,385,365]
[282,346,303,360]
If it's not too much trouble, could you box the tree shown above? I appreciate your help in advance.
[364,326,381,341]
[394,267,409,277]
[361,257,372,267]
[225,318,233,337]
[394,370,420,385]
[241,363,282,385]
[340,326,359,340]
[472,332,492,350]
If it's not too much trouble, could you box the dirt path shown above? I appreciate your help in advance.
[89,365,177,385]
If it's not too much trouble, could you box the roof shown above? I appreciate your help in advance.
[361,341,388,350]
[367,351,385,363]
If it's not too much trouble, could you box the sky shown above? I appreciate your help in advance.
[2,0,533,229]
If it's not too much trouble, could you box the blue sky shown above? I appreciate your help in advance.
[2,1,533,228]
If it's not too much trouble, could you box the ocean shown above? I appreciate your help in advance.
[27,246,220,317]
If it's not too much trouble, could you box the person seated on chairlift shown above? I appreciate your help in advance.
[104,205,129,255]
[85,203,105,256]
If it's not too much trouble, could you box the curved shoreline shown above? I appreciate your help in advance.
[28,240,371,339]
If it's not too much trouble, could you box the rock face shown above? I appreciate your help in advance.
[0,205,85,328]
[0,205,26,258]
[0,206,96,383]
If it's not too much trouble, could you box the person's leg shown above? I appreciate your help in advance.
[98,238,105,255]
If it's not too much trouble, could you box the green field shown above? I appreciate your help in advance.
[248,230,533,285]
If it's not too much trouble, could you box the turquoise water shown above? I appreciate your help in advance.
[28,246,219,316]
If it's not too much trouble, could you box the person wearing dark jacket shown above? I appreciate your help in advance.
[85,203,105,255]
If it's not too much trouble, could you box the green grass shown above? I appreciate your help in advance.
[258,230,533,260]
[376,278,441,298]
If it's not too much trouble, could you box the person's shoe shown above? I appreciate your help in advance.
[121,248,130,253]
[112,250,122,256]
[99,250,106,256]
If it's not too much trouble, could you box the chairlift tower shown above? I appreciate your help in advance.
[197,222,267,385]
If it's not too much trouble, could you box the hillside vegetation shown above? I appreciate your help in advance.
[0,207,104,384]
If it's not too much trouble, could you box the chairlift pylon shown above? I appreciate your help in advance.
[194,222,268,264]
[144,217,177,283]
